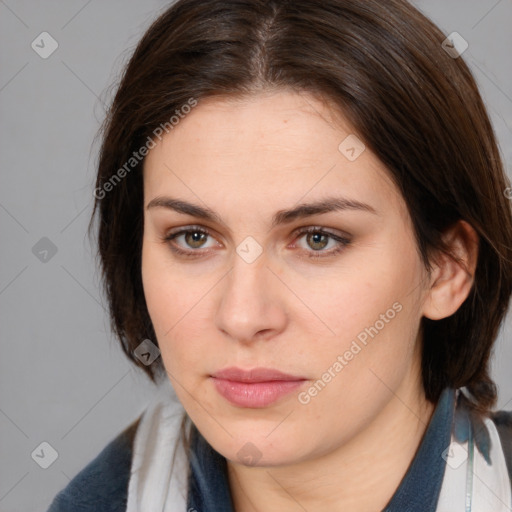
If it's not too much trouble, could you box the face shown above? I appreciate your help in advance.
[141,90,432,467]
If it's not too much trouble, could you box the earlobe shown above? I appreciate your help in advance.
[422,220,479,321]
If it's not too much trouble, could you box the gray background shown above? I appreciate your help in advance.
[0,1,510,511]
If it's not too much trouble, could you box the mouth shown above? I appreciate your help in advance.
[210,367,308,408]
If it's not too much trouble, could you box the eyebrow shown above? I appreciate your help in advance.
[146,195,379,229]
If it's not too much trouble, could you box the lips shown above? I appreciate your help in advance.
[210,366,307,408]
[212,366,305,382]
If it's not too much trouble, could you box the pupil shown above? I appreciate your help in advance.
[187,231,205,247]
[309,233,327,250]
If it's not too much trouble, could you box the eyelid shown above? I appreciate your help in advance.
[164,224,220,238]
[163,224,351,241]
[291,225,352,241]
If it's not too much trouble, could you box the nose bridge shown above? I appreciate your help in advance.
[215,248,286,342]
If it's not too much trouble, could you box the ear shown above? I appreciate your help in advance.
[422,220,479,321]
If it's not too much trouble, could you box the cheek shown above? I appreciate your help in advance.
[306,258,409,345]
[295,296,419,442]
[141,239,214,375]
[305,247,422,385]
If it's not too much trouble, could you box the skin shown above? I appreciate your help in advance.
[141,89,478,511]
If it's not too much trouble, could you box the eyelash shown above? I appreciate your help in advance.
[161,225,351,260]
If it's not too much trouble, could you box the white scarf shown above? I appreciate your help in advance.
[436,405,511,511]
[126,382,511,511]
[126,378,188,512]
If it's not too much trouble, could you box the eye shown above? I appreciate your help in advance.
[162,226,220,257]
[292,226,351,259]
[161,225,351,259]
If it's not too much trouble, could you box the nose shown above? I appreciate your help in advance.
[214,250,288,344]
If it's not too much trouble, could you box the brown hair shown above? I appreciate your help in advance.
[89,0,512,415]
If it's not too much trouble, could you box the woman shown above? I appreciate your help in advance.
[47,0,512,510]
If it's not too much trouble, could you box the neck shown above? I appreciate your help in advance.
[226,380,436,512]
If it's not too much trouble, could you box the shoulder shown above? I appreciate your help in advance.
[489,409,512,483]
[46,415,142,512]
[491,409,512,428]
[490,409,512,448]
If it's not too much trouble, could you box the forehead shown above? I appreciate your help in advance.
[142,90,407,222]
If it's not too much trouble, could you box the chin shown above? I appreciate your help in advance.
[206,430,307,468]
